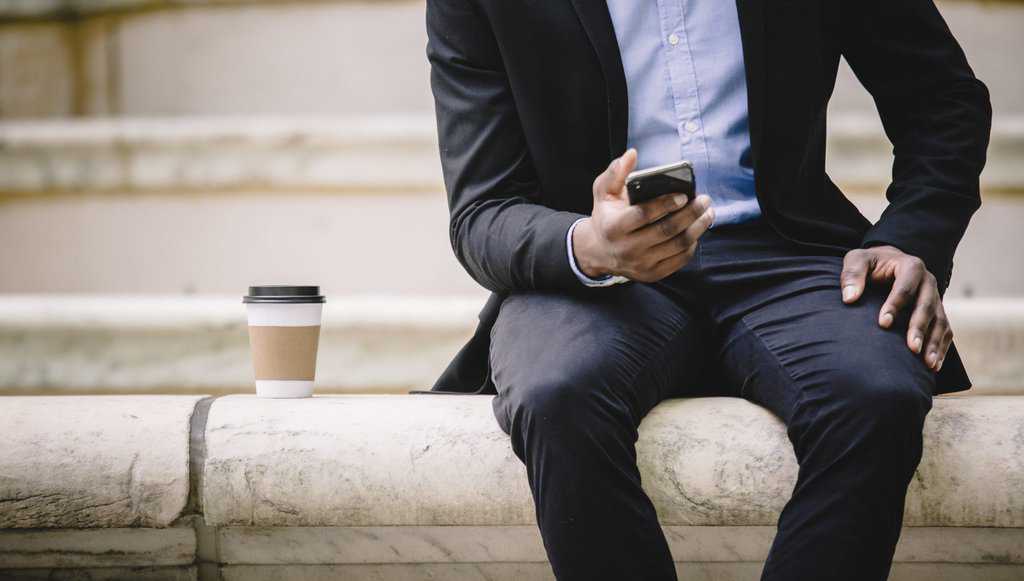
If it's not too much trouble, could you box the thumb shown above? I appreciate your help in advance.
[595,148,637,202]
[840,249,872,303]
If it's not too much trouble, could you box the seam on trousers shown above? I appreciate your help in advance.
[611,305,697,429]
[738,370,756,400]
[735,315,823,432]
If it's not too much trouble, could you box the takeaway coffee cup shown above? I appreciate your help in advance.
[243,285,325,398]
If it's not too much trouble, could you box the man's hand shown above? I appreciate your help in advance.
[573,149,715,283]
[841,245,951,372]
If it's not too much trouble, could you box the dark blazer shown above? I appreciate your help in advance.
[415,0,992,397]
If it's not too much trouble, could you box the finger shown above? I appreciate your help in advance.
[621,191,689,231]
[628,237,698,283]
[647,202,715,260]
[646,235,696,268]
[595,148,637,201]
[630,194,711,243]
[936,323,954,372]
[878,257,925,328]
[650,243,696,280]
[840,249,872,304]
[924,306,952,371]
[905,275,938,355]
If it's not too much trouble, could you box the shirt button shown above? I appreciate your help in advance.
[684,121,699,133]
[668,33,680,46]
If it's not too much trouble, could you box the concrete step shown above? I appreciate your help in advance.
[1,295,1021,396]
[2,189,1022,299]
[0,294,481,395]
[1,114,1021,194]
[0,116,441,195]
[1,115,1021,298]
[2,0,1021,124]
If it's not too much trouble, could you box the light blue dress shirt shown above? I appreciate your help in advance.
[569,0,762,286]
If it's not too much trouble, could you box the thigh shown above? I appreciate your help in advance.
[714,254,936,426]
[489,281,708,434]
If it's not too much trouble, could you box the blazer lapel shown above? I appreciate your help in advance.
[735,0,766,171]
[568,0,629,156]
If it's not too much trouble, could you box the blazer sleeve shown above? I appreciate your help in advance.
[426,0,588,294]
[841,0,992,290]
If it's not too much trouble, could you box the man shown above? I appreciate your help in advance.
[417,0,991,579]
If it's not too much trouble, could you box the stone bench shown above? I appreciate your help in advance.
[0,395,201,580]
[2,296,1022,396]
[1,394,1022,580]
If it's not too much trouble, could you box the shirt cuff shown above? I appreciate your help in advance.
[566,218,631,287]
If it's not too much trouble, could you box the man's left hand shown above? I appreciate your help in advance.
[840,245,951,372]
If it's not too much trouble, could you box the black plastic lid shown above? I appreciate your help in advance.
[243,285,325,304]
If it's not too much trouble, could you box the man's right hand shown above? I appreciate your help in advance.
[572,148,715,283]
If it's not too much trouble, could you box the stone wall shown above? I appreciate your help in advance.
[1,394,1022,580]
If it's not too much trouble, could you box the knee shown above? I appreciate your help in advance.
[497,370,600,434]
[846,367,931,417]
[493,367,633,449]
[821,365,933,440]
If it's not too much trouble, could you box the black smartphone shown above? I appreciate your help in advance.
[626,160,695,205]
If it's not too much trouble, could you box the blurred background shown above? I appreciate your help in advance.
[1,0,1021,396]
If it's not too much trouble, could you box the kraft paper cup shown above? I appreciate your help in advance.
[243,285,325,398]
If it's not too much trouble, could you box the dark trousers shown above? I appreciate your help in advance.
[488,217,935,581]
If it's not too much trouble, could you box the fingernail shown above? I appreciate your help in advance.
[937,357,944,371]
[929,351,939,366]
[842,286,856,302]
[912,336,923,353]
[880,312,893,327]
[673,194,688,207]
[697,194,711,208]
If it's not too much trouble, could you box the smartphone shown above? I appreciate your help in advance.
[626,160,695,205]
